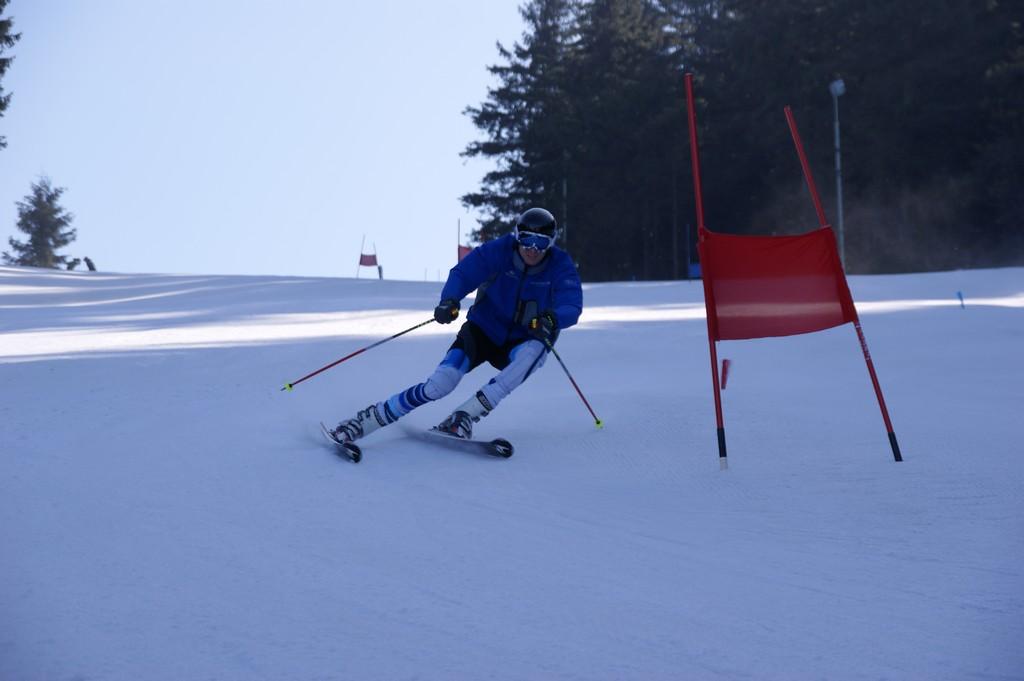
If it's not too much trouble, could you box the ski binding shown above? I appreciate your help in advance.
[320,422,362,463]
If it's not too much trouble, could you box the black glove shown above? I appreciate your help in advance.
[434,298,460,324]
[528,310,558,342]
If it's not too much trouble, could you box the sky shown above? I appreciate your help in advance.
[0,1,525,281]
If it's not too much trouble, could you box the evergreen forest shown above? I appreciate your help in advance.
[462,0,1023,279]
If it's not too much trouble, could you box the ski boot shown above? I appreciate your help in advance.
[433,391,493,440]
[434,410,474,439]
[429,392,513,457]
[322,404,386,463]
[331,404,388,442]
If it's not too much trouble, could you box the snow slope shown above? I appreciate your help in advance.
[1,264,1022,680]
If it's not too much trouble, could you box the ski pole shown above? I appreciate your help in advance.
[282,317,435,391]
[541,336,603,429]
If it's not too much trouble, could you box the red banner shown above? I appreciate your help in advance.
[359,253,378,267]
[699,227,857,341]
[458,245,472,261]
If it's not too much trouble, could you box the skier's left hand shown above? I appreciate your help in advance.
[528,310,558,343]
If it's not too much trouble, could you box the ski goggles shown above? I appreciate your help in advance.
[515,229,554,253]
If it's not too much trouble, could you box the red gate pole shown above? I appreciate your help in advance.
[784,107,903,462]
[685,73,728,469]
[784,107,830,230]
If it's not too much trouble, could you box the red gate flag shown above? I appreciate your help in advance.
[699,227,857,341]
[458,245,472,261]
[359,253,378,267]
[684,72,901,467]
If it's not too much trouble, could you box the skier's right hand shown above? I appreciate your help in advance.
[434,299,460,324]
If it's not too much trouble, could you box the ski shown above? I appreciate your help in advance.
[319,422,363,463]
[423,428,514,458]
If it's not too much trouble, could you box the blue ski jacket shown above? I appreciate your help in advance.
[440,234,583,346]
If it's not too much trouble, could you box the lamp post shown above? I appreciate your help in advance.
[829,78,846,268]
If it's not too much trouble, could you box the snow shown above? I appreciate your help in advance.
[1,263,1022,680]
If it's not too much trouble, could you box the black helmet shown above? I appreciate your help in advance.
[515,207,558,238]
[514,208,558,255]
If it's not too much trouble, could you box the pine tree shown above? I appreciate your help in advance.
[568,0,684,279]
[461,0,578,242]
[463,0,686,280]
[0,0,21,150]
[3,177,78,268]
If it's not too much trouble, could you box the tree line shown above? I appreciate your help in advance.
[462,0,1023,279]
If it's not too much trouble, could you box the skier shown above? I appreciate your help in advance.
[328,207,583,443]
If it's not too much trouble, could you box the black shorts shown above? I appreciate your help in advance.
[450,321,527,371]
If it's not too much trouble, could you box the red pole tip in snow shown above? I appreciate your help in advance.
[720,359,731,390]
[889,433,903,462]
